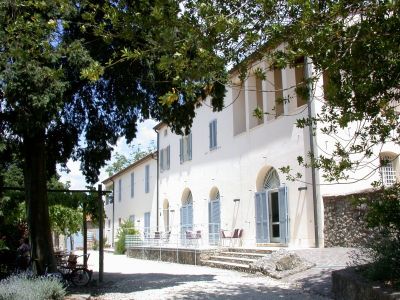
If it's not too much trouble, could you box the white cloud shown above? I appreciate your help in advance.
[59,119,158,190]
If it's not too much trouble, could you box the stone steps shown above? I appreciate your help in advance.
[201,248,274,273]
[202,259,253,273]
[209,255,256,265]
[224,248,273,255]
[219,251,268,259]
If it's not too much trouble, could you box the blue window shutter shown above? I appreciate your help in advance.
[188,134,192,160]
[144,212,150,235]
[167,145,170,169]
[180,207,183,227]
[208,201,212,223]
[213,200,220,224]
[129,214,135,224]
[188,203,193,230]
[255,192,270,243]
[118,179,122,202]
[160,149,164,172]
[255,193,262,243]
[278,186,289,244]
[262,191,270,243]
[179,138,183,163]
[213,120,217,147]
[209,122,212,149]
[145,165,150,193]
[130,173,134,198]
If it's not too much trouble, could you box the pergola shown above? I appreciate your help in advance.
[3,184,110,282]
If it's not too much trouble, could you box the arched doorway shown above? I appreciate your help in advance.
[180,189,193,239]
[255,167,288,244]
[208,188,221,246]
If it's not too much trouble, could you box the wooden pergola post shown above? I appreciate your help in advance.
[98,184,104,283]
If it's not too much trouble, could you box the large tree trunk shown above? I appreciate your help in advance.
[23,129,56,274]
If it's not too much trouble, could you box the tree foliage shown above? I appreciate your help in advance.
[0,0,228,272]
[353,184,400,286]
[183,1,399,182]
[49,205,82,237]
[105,141,156,176]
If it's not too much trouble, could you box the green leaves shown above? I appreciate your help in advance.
[80,61,104,82]
[159,89,179,107]
[49,204,82,236]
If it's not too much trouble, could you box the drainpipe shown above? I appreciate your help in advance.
[111,179,115,248]
[154,128,160,232]
[305,56,320,248]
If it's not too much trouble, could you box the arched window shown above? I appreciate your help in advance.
[181,190,193,238]
[380,153,398,186]
[263,168,280,190]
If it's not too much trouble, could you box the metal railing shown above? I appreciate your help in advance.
[125,223,218,249]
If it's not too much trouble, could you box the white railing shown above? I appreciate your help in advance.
[124,223,248,249]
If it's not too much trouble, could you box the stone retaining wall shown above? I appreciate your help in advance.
[332,267,400,300]
[323,190,377,247]
[126,247,217,265]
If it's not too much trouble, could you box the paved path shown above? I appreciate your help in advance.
[67,248,355,300]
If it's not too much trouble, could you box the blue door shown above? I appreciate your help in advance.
[255,187,288,244]
[255,191,270,243]
[208,199,221,245]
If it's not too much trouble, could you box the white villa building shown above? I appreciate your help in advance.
[102,153,157,246]
[103,53,400,249]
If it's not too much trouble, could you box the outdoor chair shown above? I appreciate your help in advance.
[185,230,201,247]
[154,231,161,246]
[232,229,243,247]
[163,231,171,244]
[220,229,232,247]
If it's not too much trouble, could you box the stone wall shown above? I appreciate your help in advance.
[332,267,400,300]
[323,190,377,247]
[126,247,217,265]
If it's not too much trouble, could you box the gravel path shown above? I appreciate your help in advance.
[66,248,355,300]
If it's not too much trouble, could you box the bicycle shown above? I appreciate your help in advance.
[54,252,93,287]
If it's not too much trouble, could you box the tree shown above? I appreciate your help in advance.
[184,0,399,183]
[0,0,227,273]
[105,141,156,176]
[49,205,82,250]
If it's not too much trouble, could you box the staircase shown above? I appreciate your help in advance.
[201,248,273,273]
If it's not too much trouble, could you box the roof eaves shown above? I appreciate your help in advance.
[102,151,157,184]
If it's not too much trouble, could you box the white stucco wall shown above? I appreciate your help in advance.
[103,155,157,246]
[158,58,321,247]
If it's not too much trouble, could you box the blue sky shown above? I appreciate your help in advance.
[59,119,157,190]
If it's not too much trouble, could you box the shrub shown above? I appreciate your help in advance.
[92,236,107,250]
[0,273,66,300]
[115,220,138,254]
[353,184,400,287]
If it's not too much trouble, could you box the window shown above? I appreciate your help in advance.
[118,218,122,225]
[129,214,135,225]
[232,82,246,135]
[380,154,397,186]
[118,179,122,202]
[160,146,171,172]
[274,68,284,117]
[144,212,151,237]
[209,120,218,150]
[248,72,264,128]
[294,57,307,107]
[130,172,134,198]
[145,164,150,193]
[108,219,111,228]
[164,129,168,136]
[179,133,192,163]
